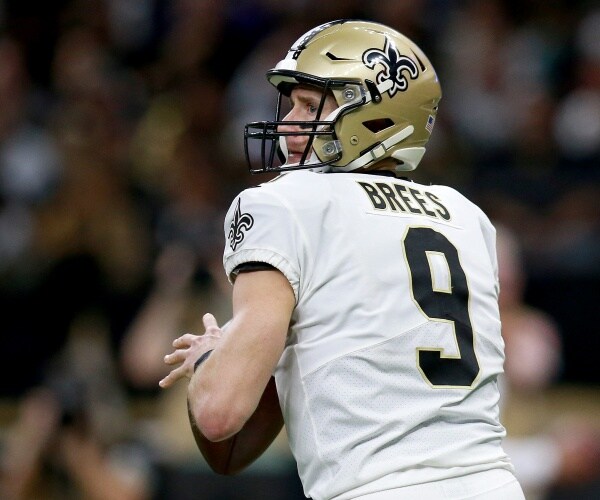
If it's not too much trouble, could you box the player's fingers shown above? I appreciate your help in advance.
[203,313,219,332]
[159,366,186,388]
[172,333,198,348]
[163,348,187,366]
[158,373,174,388]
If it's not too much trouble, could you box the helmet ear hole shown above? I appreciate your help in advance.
[363,118,395,133]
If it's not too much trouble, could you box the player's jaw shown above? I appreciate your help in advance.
[278,128,312,165]
[286,145,310,164]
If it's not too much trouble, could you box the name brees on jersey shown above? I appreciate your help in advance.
[357,180,451,221]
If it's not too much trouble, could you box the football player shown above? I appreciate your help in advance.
[160,20,525,500]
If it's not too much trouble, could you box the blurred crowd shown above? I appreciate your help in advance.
[0,0,598,499]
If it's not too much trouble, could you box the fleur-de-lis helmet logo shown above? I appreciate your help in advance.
[228,198,254,251]
[363,36,420,97]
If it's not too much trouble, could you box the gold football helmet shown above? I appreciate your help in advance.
[244,19,441,174]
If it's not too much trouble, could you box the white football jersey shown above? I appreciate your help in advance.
[223,171,514,500]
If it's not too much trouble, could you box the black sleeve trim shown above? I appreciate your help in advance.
[231,261,277,278]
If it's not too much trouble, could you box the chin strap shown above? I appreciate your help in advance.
[278,136,328,171]
[336,125,416,172]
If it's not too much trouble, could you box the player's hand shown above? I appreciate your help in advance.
[159,313,223,388]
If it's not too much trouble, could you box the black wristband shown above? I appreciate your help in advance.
[193,350,214,372]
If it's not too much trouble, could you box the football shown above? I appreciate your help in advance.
[189,376,283,475]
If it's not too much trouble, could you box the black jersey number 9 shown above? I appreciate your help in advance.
[403,227,480,387]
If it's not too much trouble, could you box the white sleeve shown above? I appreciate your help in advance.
[479,212,500,296]
[222,187,304,302]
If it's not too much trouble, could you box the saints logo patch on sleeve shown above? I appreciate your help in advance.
[228,198,254,251]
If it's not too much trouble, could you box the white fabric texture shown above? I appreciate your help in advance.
[223,171,515,500]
